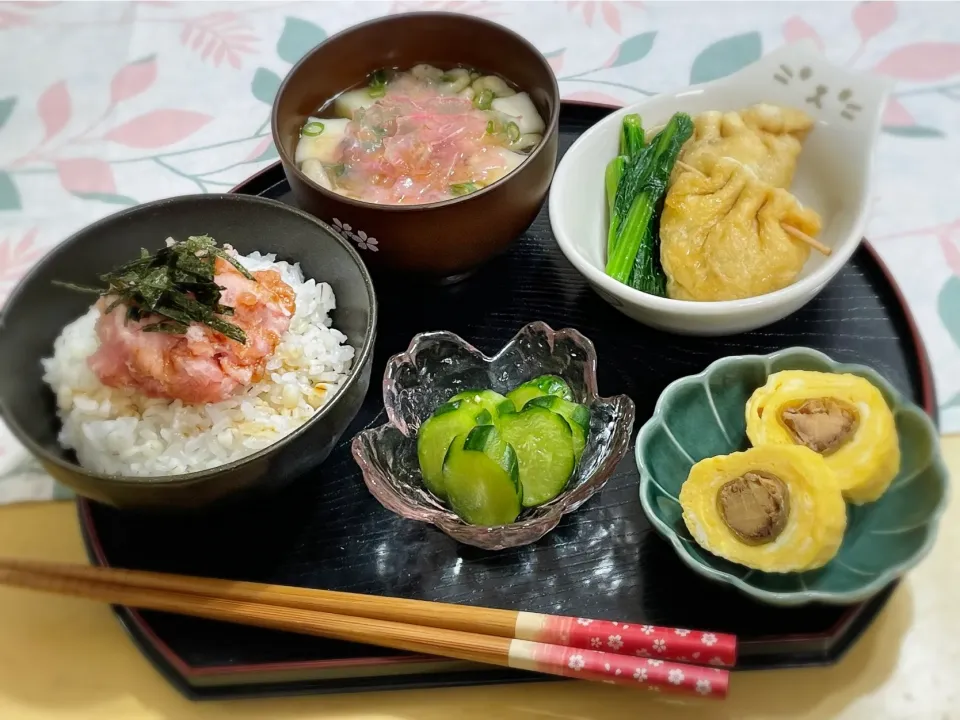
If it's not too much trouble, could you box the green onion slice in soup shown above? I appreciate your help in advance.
[302,121,325,137]
[368,69,388,98]
[473,89,494,110]
[450,182,480,196]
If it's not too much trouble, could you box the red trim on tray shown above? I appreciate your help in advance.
[558,99,625,111]
[228,161,282,194]
[862,241,937,417]
[79,100,939,681]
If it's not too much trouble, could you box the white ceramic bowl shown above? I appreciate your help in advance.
[550,41,893,336]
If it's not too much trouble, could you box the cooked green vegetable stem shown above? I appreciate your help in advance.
[619,114,645,159]
[605,155,626,255]
[605,113,693,289]
[628,225,666,296]
[607,191,658,284]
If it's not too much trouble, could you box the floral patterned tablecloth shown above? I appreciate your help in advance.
[0,0,958,503]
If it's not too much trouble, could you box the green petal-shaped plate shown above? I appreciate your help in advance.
[637,347,949,607]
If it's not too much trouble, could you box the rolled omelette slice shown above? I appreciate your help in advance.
[745,370,901,504]
[678,445,847,573]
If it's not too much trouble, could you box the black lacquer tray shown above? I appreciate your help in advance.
[79,103,935,700]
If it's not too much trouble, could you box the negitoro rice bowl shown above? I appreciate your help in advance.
[41,240,355,478]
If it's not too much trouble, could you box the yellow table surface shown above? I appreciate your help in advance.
[0,440,956,720]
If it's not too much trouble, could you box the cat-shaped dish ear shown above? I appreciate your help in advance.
[710,39,894,135]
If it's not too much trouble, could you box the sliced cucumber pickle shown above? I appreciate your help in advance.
[499,406,575,507]
[526,395,590,461]
[417,400,488,499]
[442,425,522,526]
[506,374,574,411]
[417,375,593,523]
[449,389,515,419]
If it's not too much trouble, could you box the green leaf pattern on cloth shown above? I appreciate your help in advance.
[882,125,946,138]
[0,172,21,211]
[690,32,763,85]
[608,31,657,68]
[251,67,283,106]
[276,17,327,65]
[0,97,16,131]
[689,32,763,84]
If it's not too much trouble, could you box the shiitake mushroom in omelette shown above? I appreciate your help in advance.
[746,370,901,504]
[678,445,847,573]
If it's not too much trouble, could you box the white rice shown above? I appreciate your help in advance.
[41,251,355,477]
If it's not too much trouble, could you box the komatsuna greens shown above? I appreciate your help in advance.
[604,112,694,296]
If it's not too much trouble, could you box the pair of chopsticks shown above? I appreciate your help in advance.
[673,159,832,257]
[0,558,734,698]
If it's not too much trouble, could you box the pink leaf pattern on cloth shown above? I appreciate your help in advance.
[55,158,116,194]
[546,50,565,74]
[567,1,639,32]
[782,16,825,51]
[388,1,504,17]
[104,110,212,148]
[179,12,257,69]
[883,97,914,126]
[601,2,622,34]
[110,56,157,104]
[0,10,30,28]
[874,43,960,81]
[564,91,625,107]
[0,228,43,288]
[601,45,621,68]
[584,3,596,27]
[940,236,960,278]
[37,80,71,142]
[242,136,273,162]
[853,1,898,42]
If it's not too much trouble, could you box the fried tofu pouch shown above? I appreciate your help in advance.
[659,157,822,301]
[679,445,847,572]
[677,104,814,189]
[746,370,901,504]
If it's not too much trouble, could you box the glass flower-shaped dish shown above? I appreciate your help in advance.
[351,322,635,550]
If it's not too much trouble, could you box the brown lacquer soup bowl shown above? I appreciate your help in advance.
[271,12,561,282]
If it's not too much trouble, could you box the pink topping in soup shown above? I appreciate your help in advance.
[330,77,519,205]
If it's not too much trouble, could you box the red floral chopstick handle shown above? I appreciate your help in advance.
[514,612,737,668]
[507,639,729,698]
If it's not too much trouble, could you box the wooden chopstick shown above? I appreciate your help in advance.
[0,562,729,698]
[673,160,833,257]
[0,558,736,668]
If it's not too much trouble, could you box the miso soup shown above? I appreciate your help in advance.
[295,64,546,206]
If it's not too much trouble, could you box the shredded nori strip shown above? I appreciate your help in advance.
[54,235,252,344]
